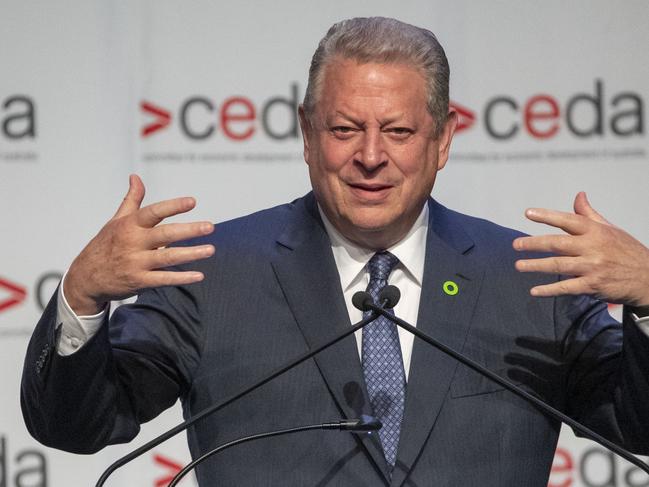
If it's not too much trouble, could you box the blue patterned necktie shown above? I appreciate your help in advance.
[362,251,405,469]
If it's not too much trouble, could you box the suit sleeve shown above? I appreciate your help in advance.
[20,279,205,454]
[557,294,649,454]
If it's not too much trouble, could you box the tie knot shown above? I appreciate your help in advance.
[367,251,399,283]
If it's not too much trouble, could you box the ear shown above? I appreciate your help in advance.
[298,105,313,165]
[436,108,458,171]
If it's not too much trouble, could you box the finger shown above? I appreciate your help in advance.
[144,245,215,269]
[515,256,583,275]
[140,269,206,288]
[529,277,591,297]
[136,196,197,228]
[573,191,609,225]
[114,174,146,218]
[524,208,589,235]
[147,221,214,248]
[513,234,581,255]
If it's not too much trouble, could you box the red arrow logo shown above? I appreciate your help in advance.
[0,277,27,313]
[153,453,186,487]
[141,101,172,138]
[449,101,476,133]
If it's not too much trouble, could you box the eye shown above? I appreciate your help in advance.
[385,127,414,139]
[330,126,358,139]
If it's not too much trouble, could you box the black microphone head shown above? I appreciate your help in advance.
[352,291,374,312]
[378,285,400,308]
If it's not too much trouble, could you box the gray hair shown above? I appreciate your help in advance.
[303,17,450,137]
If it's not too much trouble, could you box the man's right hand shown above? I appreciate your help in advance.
[63,174,215,315]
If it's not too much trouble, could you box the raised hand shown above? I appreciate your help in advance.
[513,192,649,306]
[63,175,215,315]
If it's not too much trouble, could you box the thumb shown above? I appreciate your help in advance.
[113,174,145,218]
[573,191,608,224]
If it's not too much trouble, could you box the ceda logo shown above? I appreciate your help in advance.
[452,79,644,141]
[140,83,300,142]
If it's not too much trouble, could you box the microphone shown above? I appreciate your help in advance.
[351,285,400,312]
[378,285,400,309]
[352,291,373,312]
[96,302,388,486]
[354,286,649,476]
[167,416,382,487]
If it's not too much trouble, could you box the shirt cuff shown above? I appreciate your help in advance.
[631,313,649,337]
[56,271,107,356]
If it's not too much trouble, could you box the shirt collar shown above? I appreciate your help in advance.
[319,203,429,292]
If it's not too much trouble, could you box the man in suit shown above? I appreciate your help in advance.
[21,17,649,486]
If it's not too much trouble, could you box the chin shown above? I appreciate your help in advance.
[341,214,401,247]
[345,212,395,233]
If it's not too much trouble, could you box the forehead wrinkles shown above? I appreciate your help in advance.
[317,61,428,125]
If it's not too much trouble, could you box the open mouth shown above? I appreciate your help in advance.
[349,182,392,191]
[348,183,393,200]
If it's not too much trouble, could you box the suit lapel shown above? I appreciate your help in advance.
[271,194,391,481]
[392,200,485,486]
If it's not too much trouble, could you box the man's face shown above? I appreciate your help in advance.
[299,58,457,250]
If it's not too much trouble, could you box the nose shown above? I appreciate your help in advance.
[355,129,387,172]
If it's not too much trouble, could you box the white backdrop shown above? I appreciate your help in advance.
[1,1,648,485]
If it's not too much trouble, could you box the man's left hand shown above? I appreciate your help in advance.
[513,192,649,306]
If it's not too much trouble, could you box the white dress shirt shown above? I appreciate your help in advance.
[319,205,428,382]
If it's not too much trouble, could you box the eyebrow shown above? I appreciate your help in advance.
[333,111,365,127]
[332,111,408,127]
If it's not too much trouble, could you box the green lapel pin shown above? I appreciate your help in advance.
[443,280,459,296]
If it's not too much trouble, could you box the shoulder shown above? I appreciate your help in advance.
[212,201,298,246]
[173,193,321,276]
[428,199,554,283]
[430,199,527,254]
[180,194,312,248]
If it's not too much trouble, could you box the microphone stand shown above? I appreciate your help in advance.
[362,289,649,476]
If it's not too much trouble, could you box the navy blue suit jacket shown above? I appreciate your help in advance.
[21,193,649,486]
